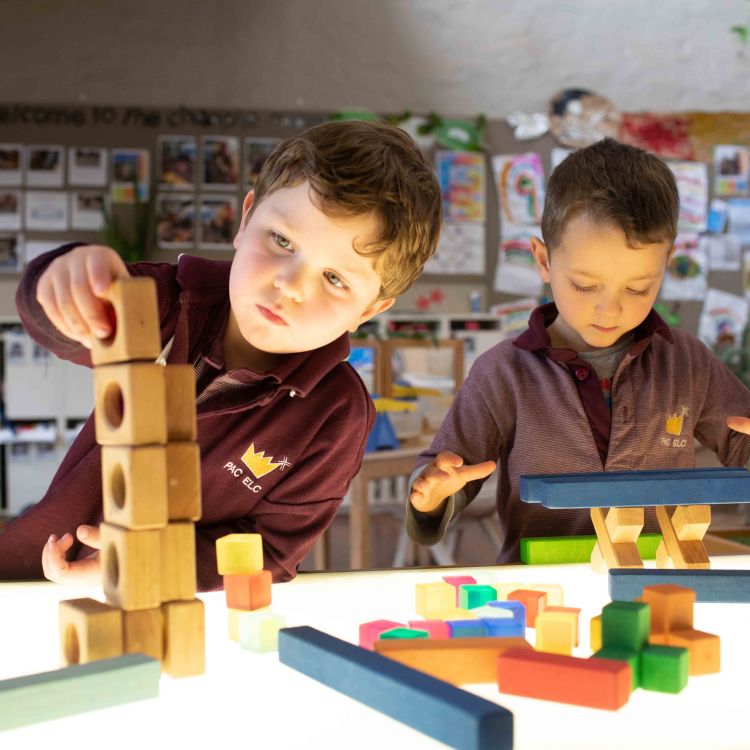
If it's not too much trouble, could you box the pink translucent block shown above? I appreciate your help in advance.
[442,575,478,606]
[407,619,452,639]
[358,619,405,650]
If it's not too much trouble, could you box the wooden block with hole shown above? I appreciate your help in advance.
[165,364,197,441]
[160,521,197,602]
[590,506,644,572]
[101,445,168,529]
[123,608,163,661]
[101,522,161,610]
[165,442,202,520]
[656,504,711,569]
[94,363,167,446]
[90,277,161,366]
[59,598,123,666]
[162,599,205,677]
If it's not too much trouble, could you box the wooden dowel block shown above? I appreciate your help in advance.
[162,599,205,678]
[90,277,161,366]
[101,445,168,529]
[59,598,123,666]
[165,442,202,521]
[123,608,163,661]
[160,521,197,602]
[215,533,264,575]
[94,363,167,446]
[165,364,197,441]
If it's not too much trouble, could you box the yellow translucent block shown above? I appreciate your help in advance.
[524,583,564,607]
[415,582,457,618]
[215,533,264,575]
[535,611,577,655]
[228,606,270,641]
[590,614,603,653]
[493,582,524,601]
[238,611,287,653]
[430,608,479,621]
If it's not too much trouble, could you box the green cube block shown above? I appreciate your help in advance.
[602,601,650,651]
[592,646,640,690]
[458,584,497,609]
[379,627,430,640]
[520,534,662,564]
[640,645,689,693]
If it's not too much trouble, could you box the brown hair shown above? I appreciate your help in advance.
[250,120,442,299]
[541,138,679,252]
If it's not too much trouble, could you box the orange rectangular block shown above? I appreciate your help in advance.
[165,365,197,441]
[667,628,720,675]
[160,522,197,602]
[508,589,547,627]
[123,608,163,661]
[165,442,202,521]
[374,637,531,685]
[224,571,272,611]
[641,583,695,633]
[497,647,632,711]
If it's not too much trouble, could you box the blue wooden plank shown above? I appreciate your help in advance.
[520,467,750,508]
[609,569,750,603]
[278,626,513,750]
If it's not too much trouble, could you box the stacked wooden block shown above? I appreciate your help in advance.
[58,277,205,678]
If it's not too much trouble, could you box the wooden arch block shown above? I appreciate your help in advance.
[59,598,123,666]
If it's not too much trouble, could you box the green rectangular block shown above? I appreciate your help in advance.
[591,647,640,690]
[639,645,689,694]
[459,584,498,609]
[0,654,160,732]
[520,534,662,565]
[380,627,430,640]
[602,601,650,651]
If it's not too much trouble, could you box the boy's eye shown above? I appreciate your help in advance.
[627,287,651,297]
[324,270,348,291]
[570,280,596,293]
[271,232,292,250]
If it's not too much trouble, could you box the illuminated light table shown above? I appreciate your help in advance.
[1,557,749,749]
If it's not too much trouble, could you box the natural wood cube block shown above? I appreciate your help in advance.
[94,363,167,446]
[101,522,161,610]
[215,533,264,575]
[59,598,123,666]
[605,507,644,543]
[165,365,197,441]
[162,599,205,677]
[90,277,161,366]
[160,522,197,602]
[123,608,163,661]
[166,442,202,521]
[101,446,168,529]
[641,583,695,633]
[224,570,272,611]
[672,505,711,541]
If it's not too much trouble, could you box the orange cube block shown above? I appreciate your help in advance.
[508,589,547,627]
[224,571,272,611]
[641,584,695,633]
[667,628,720,675]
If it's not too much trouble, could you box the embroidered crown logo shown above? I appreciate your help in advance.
[665,406,689,436]
[241,443,282,478]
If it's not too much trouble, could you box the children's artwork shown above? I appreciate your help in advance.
[492,152,545,226]
[0,233,23,273]
[158,136,197,189]
[70,190,107,231]
[713,145,750,197]
[707,198,729,234]
[618,113,694,160]
[155,194,196,248]
[493,224,542,296]
[698,288,749,349]
[25,191,68,231]
[201,136,240,188]
[550,147,572,172]
[668,161,708,233]
[243,138,280,189]
[425,221,485,275]
[348,343,379,394]
[489,297,538,340]
[726,198,750,243]
[198,196,237,249]
[0,144,24,186]
[660,234,707,301]
[436,150,486,222]
[26,145,65,187]
[743,250,750,299]
[0,190,22,230]
[111,149,150,203]
[701,234,741,271]
[68,146,108,186]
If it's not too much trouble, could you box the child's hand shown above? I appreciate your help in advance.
[409,451,496,515]
[35,244,129,349]
[727,416,750,435]
[42,525,102,586]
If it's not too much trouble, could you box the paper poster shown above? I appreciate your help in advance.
[0,233,23,273]
[492,152,545,226]
[743,250,750,299]
[436,150,486,222]
[70,190,107,231]
[201,135,240,189]
[707,199,729,234]
[68,146,107,186]
[26,145,65,187]
[198,196,237,249]
[493,224,543,296]
[490,297,538,340]
[25,191,68,230]
[158,136,197,189]
[243,138,280,189]
[111,149,150,203]
[425,221,485,275]
[668,161,708,233]
[727,198,750,243]
[0,190,22,230]
[701,233,741,271]
[550,147,573,172]
[698,288,749,349]
[155,194,196,248]
[713,145,750,197]
[660,234,707,301]
[25,238,66,263]
[0,144,24,186]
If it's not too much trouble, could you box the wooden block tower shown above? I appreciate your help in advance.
[58,277,205,678]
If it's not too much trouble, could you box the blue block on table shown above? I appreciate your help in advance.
[609,568,750,603]
[448,620,489,638]
[488,600,526,628]
[480,617,525,638]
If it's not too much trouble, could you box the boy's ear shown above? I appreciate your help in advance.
[530,235,552,283]
[233,191,255,251]
[349,297,395,332]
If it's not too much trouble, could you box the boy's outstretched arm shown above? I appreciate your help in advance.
[42,525,102,585]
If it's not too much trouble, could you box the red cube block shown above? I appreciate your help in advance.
[358,620,405,650]
[224,571,272,611]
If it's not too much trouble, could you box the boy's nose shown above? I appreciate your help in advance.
[273,273,304,303]
[596,295,622,317]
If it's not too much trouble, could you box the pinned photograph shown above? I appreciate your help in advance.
[25,190,68,231]
[0,233,23,273]
[26,145,65,187]
[71,190,107,231]
[0,144,24,186]
[201,136,239,188]
[713,145,750,197]
[198,196,237,249]
[111,148,151,203]
[0,190,22,230]
[68,146,108,186]
[243,138,280,189]
[158,135,197,189]
[155,194,196,248]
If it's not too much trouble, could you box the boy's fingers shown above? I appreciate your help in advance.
[727,416,750,434]
[76,525,101,550]
[457,460,497,483]
[69,263,113,340]
[434,452,464,471]
[50,272,91,346]
[86,248,128,296]
[419,467,451,484]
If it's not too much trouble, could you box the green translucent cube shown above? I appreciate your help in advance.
[602,601,650,651]
[458,584,497,609]
[592,646,640,690]
[640,645,689,693]
[379,627,430,640]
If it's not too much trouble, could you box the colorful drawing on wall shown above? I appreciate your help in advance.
[201,135,240,189]
[198,196,237,249]
[713,145,750,197]
[111,149,150,203]
[619,113,694,160]
[668,161,708,232]
[727,198,750,243]
[26,144,65,188]
[743,250,750,299]
[426,221,485,275]
[702,233,742,271]
[158,136,197,189]
[707,198,729,234]
[548,89,620,148]
[436,150,486,222]
[698,288,749,349]
[0,144,24,186]
[243,138,280,189]
[68,146,107,187]
[155,194,196,249]
[490,297,538,340]
[494,223,542,295]
[492,153,545,226]
[660,234,707,301]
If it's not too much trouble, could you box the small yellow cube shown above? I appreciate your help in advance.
[415,582,456,618]
[535,611,576,655]
[590,614,603,653]
[216,533,264,575]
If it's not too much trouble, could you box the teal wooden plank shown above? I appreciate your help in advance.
[0,654,160,731]
[609,569,750,603]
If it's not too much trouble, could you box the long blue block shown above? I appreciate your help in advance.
[520,467,750,508]
[278,626,513,750]
[609,569,750,603]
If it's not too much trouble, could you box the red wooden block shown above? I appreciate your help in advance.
[508,589,547,627]
[224,571,272,611]
[497,647,631,711]
[358,620,405,650]
[407,620,452,639]
[442,575,477,606]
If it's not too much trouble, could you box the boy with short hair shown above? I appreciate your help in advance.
[408,138,750,561]
[0,120,442,589]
